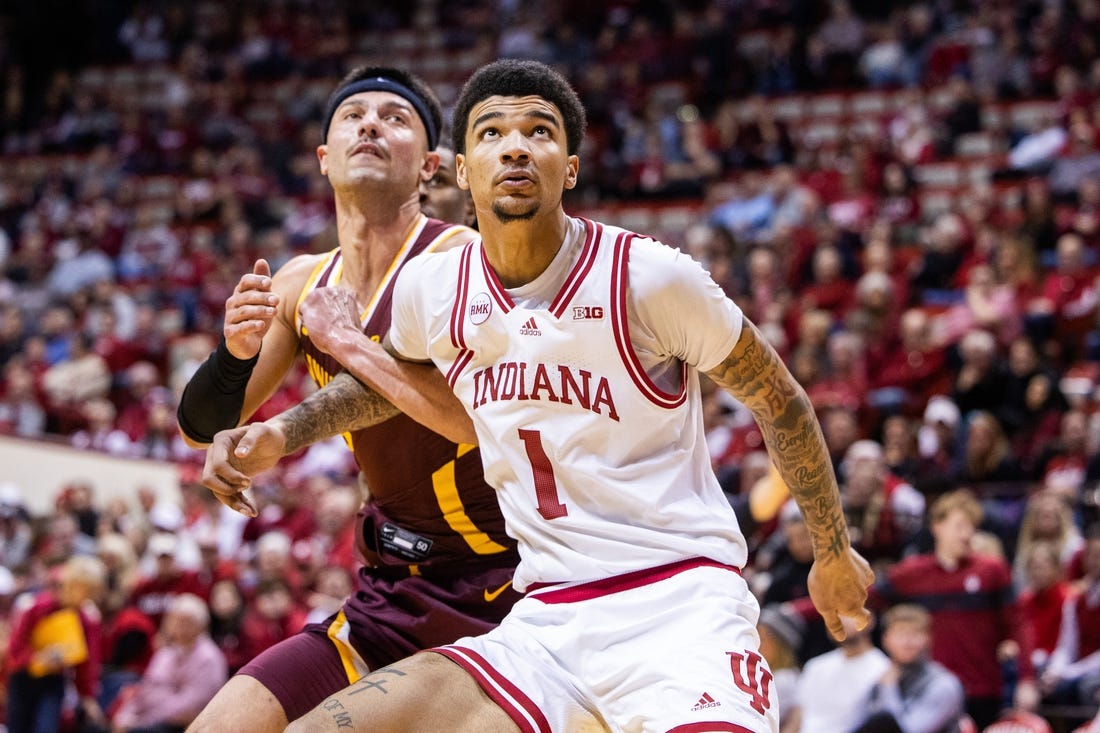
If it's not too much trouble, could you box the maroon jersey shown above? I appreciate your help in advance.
[296,216,516,571]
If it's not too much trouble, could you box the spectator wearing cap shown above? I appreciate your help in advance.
[193,527,237,600]
[874,489,1039,728]
[238,531,303,602]
[914,395,963,495]
[839,440,925,567]
[851,604,965,733]
[144,501,199,572]
[126,533,203,629]
[110,593,227,733]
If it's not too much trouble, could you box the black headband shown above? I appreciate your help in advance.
[321,77,439,150]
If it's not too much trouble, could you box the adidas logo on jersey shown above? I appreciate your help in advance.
[519,316,541,336]
[690,692,720,711]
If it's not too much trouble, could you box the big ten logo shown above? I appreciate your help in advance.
[571,305,604,321]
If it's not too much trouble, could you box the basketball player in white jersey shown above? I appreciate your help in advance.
[204,59,874,732]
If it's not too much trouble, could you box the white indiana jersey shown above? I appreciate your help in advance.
[390,216,748,592]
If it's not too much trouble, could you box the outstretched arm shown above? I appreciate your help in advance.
[299,286,476,445]
[202,371,409,514]
[706,318,873,639]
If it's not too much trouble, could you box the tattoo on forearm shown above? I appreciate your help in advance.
[321,698,354,728]
[708,323,850,560]
[281,371,400,453]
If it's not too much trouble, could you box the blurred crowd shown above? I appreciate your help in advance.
[3,0,1100,730]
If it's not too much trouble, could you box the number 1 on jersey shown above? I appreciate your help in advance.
[518,429,568,520]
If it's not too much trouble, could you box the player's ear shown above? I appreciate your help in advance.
[456,153,470,191]
[420,150,441,182]
[564,154,579,190]
[317,144,328,176]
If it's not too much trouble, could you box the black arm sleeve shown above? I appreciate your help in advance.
[177,338,260,444]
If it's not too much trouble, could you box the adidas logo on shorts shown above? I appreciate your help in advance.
[690,692,721,711]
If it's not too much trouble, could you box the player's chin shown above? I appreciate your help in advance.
[490,199,539,223]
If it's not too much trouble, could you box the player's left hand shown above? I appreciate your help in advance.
[201,422,288,517]
[806,546,875,642]
[299,287,363,357]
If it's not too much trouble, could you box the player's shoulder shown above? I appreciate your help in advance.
[399,238,474,294]
[423,219,478,253]
[596,220,707,294]
[263,251,332,304]
[272,251,332,286]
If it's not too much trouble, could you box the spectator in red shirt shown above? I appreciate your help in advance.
[1042,524,1100,709]
[6,556,108,733]
[309,485,359,576]
[874,489,1040,728]
[126,533,205,628]
[238,579,306,666]
[871,308,951,411]
[844,440,926,560]
[1030,232,1099,359]
[1018,541,1074,671]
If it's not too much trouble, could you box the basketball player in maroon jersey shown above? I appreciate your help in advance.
[178,67,518,732]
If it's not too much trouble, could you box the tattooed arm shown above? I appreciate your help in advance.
[202,371,410,515]
[706,319,873,639]
[298,286,476,445]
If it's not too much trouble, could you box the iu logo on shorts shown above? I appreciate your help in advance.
[727,650,772,716]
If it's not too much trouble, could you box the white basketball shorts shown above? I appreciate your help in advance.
[433,558,780,733]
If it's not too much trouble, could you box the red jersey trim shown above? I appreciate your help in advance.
[610,233,688,408]
[320,249,342,285]
[527,557,740,604]
[450,243,475,350]
[446,349,474,389]
[549,218,599,318]
[481,246,514,314]
[433,646,551,733]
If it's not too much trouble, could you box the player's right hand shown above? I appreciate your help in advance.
[201,421,288,516]
[223,259,279,360]
[806,546,875,642]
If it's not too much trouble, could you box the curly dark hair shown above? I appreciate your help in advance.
[323,65,442,147]
[450,59,586,156]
